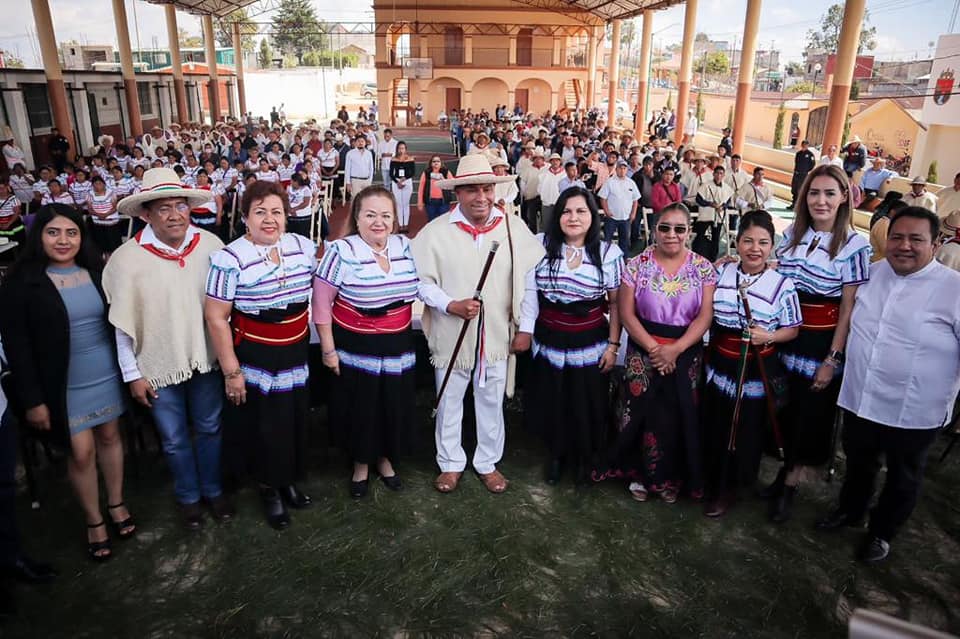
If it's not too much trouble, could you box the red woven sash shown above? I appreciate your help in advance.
[538,305,606,332]
[712,332,774,360]
[455,216,502,240]
[800,301,839,331]
[231,309,308,346]
[331,298,412,334]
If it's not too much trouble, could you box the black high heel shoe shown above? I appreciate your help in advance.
[260,487,290,530]
[350,479,369,499]
[107,502,136,539]
[379,474,402,491]
[86,522,112,562]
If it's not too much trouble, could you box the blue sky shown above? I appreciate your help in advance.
[1,0,952,67]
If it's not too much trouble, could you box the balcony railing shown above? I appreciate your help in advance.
[388,47,586,68]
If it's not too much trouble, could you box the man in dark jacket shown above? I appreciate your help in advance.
[631,156,657,245]
[789,139,816,209]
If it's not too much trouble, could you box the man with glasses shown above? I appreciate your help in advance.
[103,167,234,531]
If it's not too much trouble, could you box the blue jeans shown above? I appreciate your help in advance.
[426,198,448,221]
[149,371,223,505]
[604,217,631,255]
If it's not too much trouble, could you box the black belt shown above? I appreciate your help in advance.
[351,176,370,180]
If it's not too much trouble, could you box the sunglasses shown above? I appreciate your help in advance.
[657,223,688,235]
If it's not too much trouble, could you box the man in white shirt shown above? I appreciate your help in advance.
[816,207,960,563]
[901,176,938,213]
[682,108,697,145]
[378,128,398,186]
[598,160,641,254]
[344,136,374,196]
[724,154,751,195]
[537,153,566,232]
[936,172,960,219]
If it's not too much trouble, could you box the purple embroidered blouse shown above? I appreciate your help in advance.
[622,247,717,327]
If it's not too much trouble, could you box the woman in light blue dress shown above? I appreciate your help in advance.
[0,204,131,561]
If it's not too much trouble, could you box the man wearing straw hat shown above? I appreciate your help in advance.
[102,167,234,530]
[412,154,544,495]
[936,210,960,272]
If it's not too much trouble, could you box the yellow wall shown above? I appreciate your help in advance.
[913,124,960,189]
[848,101,920,159]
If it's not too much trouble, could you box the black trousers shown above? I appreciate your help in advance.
[0,413,19,565]
[837,411,939,542]
[521,197,541,234]
[691,221,720,262]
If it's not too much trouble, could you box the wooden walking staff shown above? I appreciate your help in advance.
[431,241,501,418]
[738,284,785,458]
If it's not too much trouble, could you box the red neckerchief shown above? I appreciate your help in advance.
[455,215,502,240]
[136,229,201,268]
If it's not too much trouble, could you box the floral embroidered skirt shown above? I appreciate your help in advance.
[595,320,704,498]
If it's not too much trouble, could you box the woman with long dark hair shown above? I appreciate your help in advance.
[765,164,871,522]
[312,185,419,498]
[0,204,132,561]
[417,155,453,222]
[389,141,415,232]
[702,210,801,518]
[521,187,623,484]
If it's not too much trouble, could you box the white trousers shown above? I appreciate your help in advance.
[434,359,507,474]
[392,181,413,228]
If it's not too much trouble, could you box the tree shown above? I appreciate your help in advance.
[665,91,673,110]
[927,161,938,185]
[1,50,24,68]
[726,105,733,130]
[258,38,273,69]
[773,103,785,150]
[785,61,805,77]
[695,51,730,76]
[179,28,203,48]
[789,81,816,94]
[215,9,257,54]
[271,0,326,64]
[843,112,851,146]
[849,81,860,100]
[695,91,705,124]
[805,4,877,55]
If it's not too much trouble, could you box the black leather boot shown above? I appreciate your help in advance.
[758,467,786,500]
[769,485,797,524]
[260,487,290,530]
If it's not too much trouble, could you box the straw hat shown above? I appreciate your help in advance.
[489,155,509,169]
[849,135,862,144]
[941,211,960,237]
[117,167,212,215]
[0,125,14,141]
[910,175,926,185]
[436,153,516,189]
[98,134,114,147]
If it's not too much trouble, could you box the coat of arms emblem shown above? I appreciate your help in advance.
[934,69,954,105]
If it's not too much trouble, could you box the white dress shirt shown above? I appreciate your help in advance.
[839,259,960,429]
[345,148,374,180]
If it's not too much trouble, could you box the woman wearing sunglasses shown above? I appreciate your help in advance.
[701,210,801,518]
[597,203,716,503]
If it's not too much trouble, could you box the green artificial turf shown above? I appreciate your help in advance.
[4,389,959,638]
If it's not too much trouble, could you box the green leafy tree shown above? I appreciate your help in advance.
[178,28,203,48]
[665,91,673,110]
[271,0,326,64]
[843,112,851,145]
[789,81,816,94]
[785,61,805,77]
[726,105,733,130]
[849,81,860,100]
[695,91,705,124]
[773,103,785,149]
[805,4,877,54]
[1,50,24,68]
[927,161,938,184]
[258,38,273,69]
[695,51,730,76]
[215,9,257,54]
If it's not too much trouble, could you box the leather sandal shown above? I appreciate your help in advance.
[86,522,112,562]
[434,471,462,493]
[477,470,509,494]
[107,502,136,539]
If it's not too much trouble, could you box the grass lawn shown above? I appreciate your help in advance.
[5,387,959,638]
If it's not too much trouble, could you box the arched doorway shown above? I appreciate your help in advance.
[515,78,552,115]
[427,77,465,119]
[471,78,509,115]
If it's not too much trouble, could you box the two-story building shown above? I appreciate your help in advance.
[373,0,607,125]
